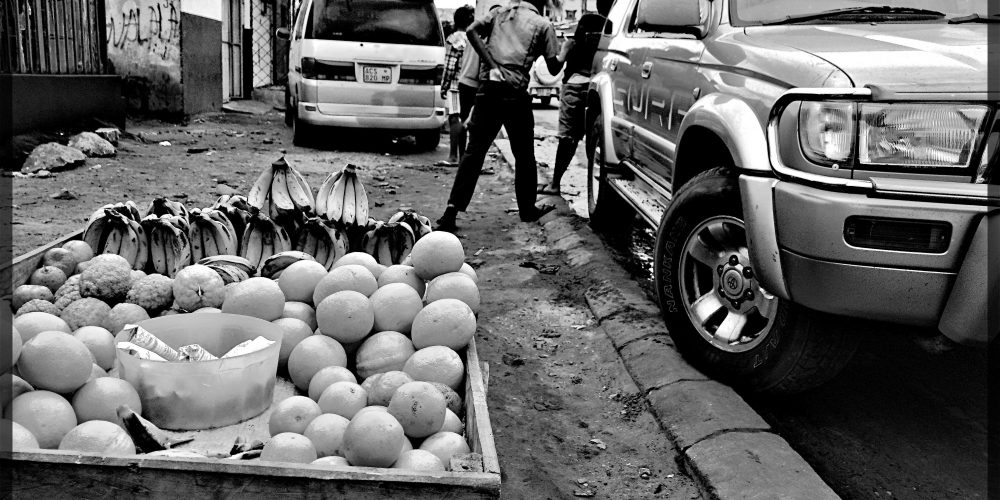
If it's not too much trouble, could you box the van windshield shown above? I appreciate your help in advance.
[309,0,443,46]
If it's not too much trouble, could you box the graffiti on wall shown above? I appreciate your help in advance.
[105,0,183,114]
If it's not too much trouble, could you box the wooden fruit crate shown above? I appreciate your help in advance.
[2,231,501,499]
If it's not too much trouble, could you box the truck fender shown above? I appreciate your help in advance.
[587,73,621,166]
[677,93,790,300]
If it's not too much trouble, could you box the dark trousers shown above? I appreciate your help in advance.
[448,82,537,218]
[458,83,477,122]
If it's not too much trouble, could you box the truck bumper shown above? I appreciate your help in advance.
[762,181,997,344]
[298,102,446,130]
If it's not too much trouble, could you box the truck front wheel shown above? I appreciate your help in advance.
[585,110,633,232]
[654,167,859,395]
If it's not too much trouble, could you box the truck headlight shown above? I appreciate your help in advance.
[859,104,988,169]
[798,101,855,166]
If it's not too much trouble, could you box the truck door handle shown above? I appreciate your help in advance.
[641,62,653,79]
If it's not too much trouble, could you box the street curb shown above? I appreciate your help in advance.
[493,149,843,499]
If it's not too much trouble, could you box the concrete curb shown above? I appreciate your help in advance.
[492,138,841,500]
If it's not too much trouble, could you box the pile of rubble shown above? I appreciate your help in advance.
[19,128,119,176]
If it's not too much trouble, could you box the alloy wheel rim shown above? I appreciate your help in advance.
[678,216,777,353]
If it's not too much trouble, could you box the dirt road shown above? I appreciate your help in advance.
[11,110,703,499]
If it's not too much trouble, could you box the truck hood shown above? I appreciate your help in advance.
[744,24,987,93]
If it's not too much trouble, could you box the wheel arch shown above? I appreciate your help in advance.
[586,74,620,166]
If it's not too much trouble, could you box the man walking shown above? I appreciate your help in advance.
[435,0,563,232]
[538,0,612,195]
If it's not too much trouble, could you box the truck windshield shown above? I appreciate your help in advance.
[732,0,988,25]
[308,0,443,46]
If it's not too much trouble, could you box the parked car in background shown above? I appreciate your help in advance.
[528,56,563,106]
[279,0,447,149]
[586,0,994,394]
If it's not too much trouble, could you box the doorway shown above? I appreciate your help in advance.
[222,0,243,100]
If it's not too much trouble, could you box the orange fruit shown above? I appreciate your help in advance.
[308,366,358,401]
[353,405,389,419]
[106,303,151,335]
[313,265,378,305]
[425,272,481,313]
[332,252,384,280]
[61,240,95,268]
[87,364,107,382]
[393,449,445,471]
[71,377,142,424]
[342,410,405,467]
[11,420,40,450]
[278,260,328,304]
[282,301,317,330]
[376,265,426,297]
[419,431,470,471]
[303,413,351,458]
[369,283,423,334]
[388,381,447,438]
[12,285,54,311]
[272,317,315,372]
[355,331,415,380]
[42,248,80,278]
[261,432,317,464]
[287,336,347,391]
[173,265,226,311]
[430,382,463,415]
[193,307,221,313]
[409,232,464,280]
[458,263,478,284]
[221,277,285,321]
[410,299,476,351]
[7,390,77,449]
[60,297,112,331]
[403,346,464,391]
[362,371,414,406]
[59,420,135,456]
[442,408,464,434]
[312,455,350,467]
[6,327,22,373]
[316,291,374,344]
[268,395,322,436]
[18,331,93,394]
[73,326,116,370]
[13,312,71,342]
[2,374,34,415]
[29,266,67,293]
[317,381,368,419]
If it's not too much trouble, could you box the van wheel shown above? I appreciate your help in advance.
[541,96,552,107]
[414,130,441,151]
[654,167,860,395]
[284,87,293,127]
[585,110,633,232]
[293,117,313,147]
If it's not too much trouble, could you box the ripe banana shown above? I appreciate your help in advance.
[327,171,347,222]
[342,174,356,226]
[270,165,295,212]
[247,163,276,210]
[128,218,149,271]
[259,251,316,279]
[198,255,255,275]
[142,215,191,277]
[388,209,433,241]
[285,161,315,214]
[240,210,292,271]
[315,172,337,217]
[189,208,239,261]
[296,217,349,270]
[146,198,189,221]
[206,263,250,284]
[364,221,416,265]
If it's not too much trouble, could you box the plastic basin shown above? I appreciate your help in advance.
[114,313,283,431]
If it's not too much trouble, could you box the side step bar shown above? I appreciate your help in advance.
[607,175,669,229]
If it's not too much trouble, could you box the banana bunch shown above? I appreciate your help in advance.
[387,210,433,241]
[295,217,350,270]
[199,255,255,284]
[188,208,240,262]
[213,195,252,246]
[315,164,369,228]
[83,204,148,270]
[240,210,293,271]
[362,220,416,266]
[141,214,192,278]
[259,251,316,279]
[146,198,189,221]
[248,157,315,218]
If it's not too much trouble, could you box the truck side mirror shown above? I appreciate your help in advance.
[275,27,290,40]
[635,0,704,36]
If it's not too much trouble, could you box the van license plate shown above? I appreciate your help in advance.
[362,66,392,84]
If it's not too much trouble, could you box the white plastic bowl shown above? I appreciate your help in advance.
[114,313,283,430]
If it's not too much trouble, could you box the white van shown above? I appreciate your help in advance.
[279,0,447,149]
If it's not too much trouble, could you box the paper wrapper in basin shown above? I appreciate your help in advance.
[114,313,283,431]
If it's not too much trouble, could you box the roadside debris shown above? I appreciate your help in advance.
[21,143,86,173]
[520,260,561,274]
[68,132,116,157]
[95,127,120,146]
[49,190,78,200]
[159,141,172,146]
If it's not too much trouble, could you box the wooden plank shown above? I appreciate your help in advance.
[32,0,45,73]
[465,338,500,475]
[3,229,82,289]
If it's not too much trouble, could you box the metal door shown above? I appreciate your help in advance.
[222,0,243,100]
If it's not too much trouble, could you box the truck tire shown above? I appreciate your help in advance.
[653,167,859,395]
[414,129,441,151]
[585,110,633,232]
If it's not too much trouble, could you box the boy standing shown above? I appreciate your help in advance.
[438,6,476,167]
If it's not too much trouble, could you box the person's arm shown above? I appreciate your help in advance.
[541,24,562,75]
[466,13,502,76]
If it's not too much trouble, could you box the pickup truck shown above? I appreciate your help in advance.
[585,0,995,394]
